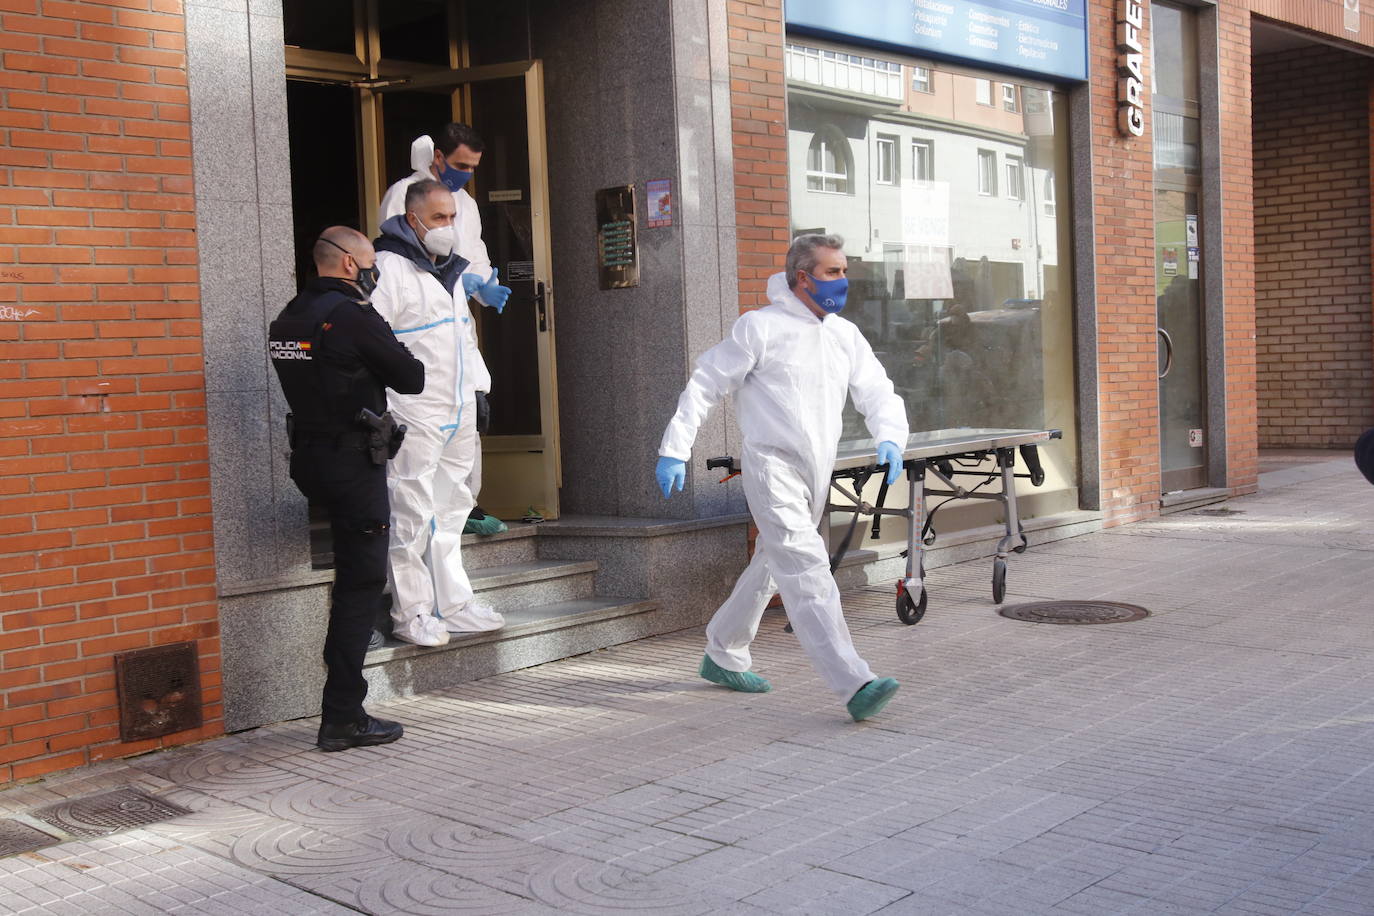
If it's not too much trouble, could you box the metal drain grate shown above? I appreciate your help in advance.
[999,600,1150,625]
[114,641,202,742]
[1194,507,1245,517]
[0,819,61,858]
[29,787,191,840]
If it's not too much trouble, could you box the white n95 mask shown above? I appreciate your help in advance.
[414,215,458,258]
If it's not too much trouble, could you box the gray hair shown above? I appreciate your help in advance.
[405,178,448,213]
[785,233,845,287]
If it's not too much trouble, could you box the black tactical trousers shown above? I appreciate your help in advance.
[290,442,390,726]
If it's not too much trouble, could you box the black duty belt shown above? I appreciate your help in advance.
[293,429,371,450]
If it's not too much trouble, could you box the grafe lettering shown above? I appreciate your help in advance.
[1116,0,1147,137]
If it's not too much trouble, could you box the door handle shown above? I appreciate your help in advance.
[534,280,547,332]
[1157,327,1174,379]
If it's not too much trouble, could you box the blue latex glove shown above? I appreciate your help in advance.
[460,272,484,297]
[656,456,686,498]
[876,440,903,486]
[477,268,511,314]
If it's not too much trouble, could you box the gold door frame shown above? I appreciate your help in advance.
[285,6,561,517]
[370,61,562,517]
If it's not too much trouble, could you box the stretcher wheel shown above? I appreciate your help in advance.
[896,588,927,625]
[992,558,1007,604]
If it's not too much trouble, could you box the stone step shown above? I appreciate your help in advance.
[361,597,660,705]
[460,521,540,570]
[307,517,541,571]
[470,558,598,611]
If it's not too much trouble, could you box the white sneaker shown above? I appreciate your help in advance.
[438,597,504,633]
[392,613,450,647]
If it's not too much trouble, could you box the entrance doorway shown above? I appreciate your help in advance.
[1151,1,1208,493]
[283,0,560,522]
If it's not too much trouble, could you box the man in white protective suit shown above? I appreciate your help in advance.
[370,179,504,646]
[656,234,909,722]
[380,123,511,538]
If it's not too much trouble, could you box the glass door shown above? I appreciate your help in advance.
[372,64,561,521]
[1152,1,1208,492]
[1156,187,1206,491]
[284,1,561,521]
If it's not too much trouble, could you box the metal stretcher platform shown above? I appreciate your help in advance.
[708,427,1061,625]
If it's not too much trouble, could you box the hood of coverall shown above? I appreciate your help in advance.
[767,271,828,321]
[375,214,469,296]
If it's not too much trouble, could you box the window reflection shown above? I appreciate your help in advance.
[786,43,1075,446]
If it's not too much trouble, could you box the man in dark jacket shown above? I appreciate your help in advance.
[269,226,424,751]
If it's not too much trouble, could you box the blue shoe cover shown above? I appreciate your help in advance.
[847,677,899,721]
[464,513,508,536]
[699,654,771,693]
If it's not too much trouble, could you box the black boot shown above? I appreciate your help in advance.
[316,714,403,752]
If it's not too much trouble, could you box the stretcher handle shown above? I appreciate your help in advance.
[1019,444,1046,487]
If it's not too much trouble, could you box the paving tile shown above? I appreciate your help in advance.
[4,456,1374,913]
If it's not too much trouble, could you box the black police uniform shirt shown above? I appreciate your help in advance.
[269,276,424,434]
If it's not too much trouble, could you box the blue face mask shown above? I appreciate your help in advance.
[436,160,472,192]
[807,273,848,313]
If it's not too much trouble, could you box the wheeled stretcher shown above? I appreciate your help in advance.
[707,427,1061,625]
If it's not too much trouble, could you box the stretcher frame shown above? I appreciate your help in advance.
[708,427,1062,625]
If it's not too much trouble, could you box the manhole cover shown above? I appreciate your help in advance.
[999,601,1150,625]
[29,787,191,840]
[0,819,60,858]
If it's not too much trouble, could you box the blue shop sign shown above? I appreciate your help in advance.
[785,0,1088,82]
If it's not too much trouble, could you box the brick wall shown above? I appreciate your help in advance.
[726,0,789,311]
[1252,45,1373,448]
[0,0,220,782]
[1219,2,1259,494]
[1088,0,1161,524]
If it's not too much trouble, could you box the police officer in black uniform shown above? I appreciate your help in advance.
[269,226,424,751]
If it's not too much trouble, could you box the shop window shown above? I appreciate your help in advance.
[975,79,993,105]
[911,139,933,181]
[786,56,1078,508]
[1001,84,1019,112]
[875,135,898,185]
[806,130,852,193]
[912,66,932,93]
[977,149,997,196]
[1005,156,1024,200]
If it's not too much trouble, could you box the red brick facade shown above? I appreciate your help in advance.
[1087,0,1164,523]
[0,0,221,782]
[1219,2,1260,496]
[726,0,789,310]
[1253,46,1374,447]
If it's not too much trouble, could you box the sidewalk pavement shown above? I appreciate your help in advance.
[3,451,1372,915]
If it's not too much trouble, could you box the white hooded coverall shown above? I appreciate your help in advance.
[371,224,504,638]
[659,273,909,698]
[378,135,495,301]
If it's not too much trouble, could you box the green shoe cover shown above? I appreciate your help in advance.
[699,654,771,693]
[847,677,899,722]
[464,514,509,536]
